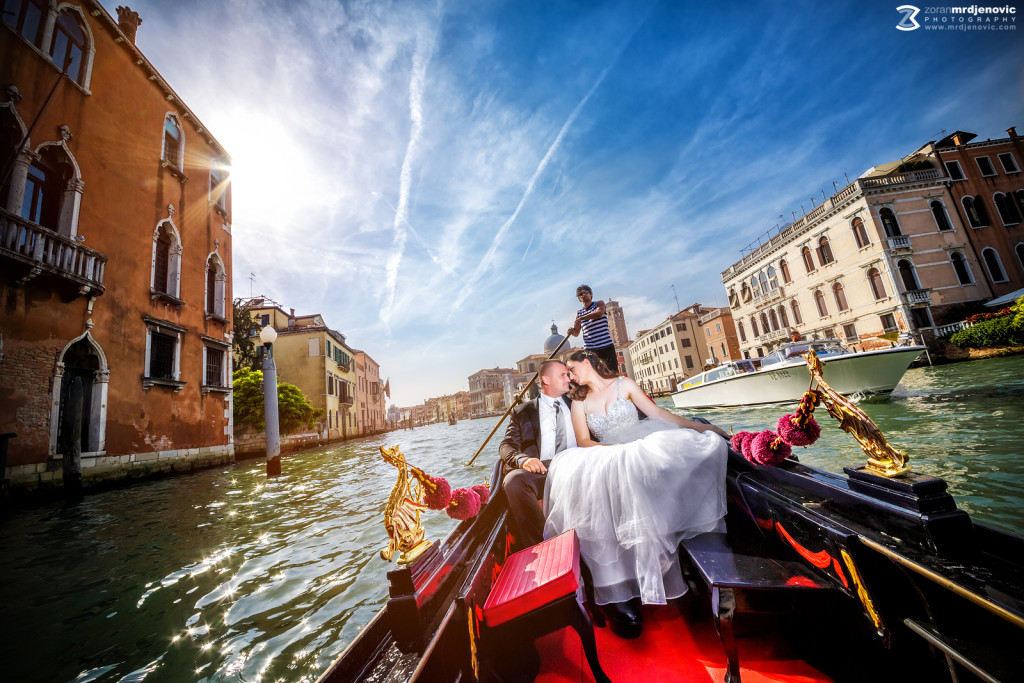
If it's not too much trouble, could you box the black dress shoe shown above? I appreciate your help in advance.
[603,602,642,639]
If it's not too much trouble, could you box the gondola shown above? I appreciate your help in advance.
[316,354,1023,683]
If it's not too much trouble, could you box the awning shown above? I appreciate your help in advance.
[984,288,1024,308]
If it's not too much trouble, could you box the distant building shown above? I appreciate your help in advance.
[1,4,234,490]
[697,307,741,364]
[242,301,356,439]
[605,299,629,347]
[353,350,385,435]
[468,367,514,414]
[627,305,711,395]
[721,129,1021,358]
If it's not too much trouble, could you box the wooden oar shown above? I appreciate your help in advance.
[463,332,572,467]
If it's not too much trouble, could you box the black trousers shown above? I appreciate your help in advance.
[502,467,547,549]
[589,344,619,373]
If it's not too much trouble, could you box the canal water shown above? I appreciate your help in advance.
[1,355,1022,682]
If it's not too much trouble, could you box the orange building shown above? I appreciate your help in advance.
[1,3,234,491]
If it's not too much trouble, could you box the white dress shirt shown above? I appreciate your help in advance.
[537,393,577,462]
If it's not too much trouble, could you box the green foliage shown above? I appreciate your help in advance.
[949,296,1024,349]
[232,368,323,435]
[232,300,262,371]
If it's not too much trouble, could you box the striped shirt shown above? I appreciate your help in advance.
[577,302,614,350]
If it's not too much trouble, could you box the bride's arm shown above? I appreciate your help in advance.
[622,376,730,439]
[571,399,602,447]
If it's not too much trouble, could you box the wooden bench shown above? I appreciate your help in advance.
[481,529,610,683]
[680,531,834,683]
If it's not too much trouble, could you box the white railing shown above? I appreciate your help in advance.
[933,320,973,337]
[887,235,911,250]
[0,209,106,290]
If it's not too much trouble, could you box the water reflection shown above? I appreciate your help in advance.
[1,356,1022,682]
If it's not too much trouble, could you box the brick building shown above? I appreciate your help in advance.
[1,2,234,490]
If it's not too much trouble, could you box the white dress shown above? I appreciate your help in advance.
[543,378,727,606]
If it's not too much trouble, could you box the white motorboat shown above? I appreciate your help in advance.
[669,339,925,409]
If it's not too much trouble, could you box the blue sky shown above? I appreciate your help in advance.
[99,0,1023,406]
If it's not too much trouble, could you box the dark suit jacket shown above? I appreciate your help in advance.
[499,394,571,470]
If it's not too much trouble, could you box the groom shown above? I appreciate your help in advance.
[499,360,643,639]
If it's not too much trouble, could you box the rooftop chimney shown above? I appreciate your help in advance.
[1008,127,1018,139]
[952,133,963,146]
[116,6,142,45]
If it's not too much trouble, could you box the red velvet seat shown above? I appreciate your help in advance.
[481,529,610,682]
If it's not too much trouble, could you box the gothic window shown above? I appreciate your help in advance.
[2,0,45,45]
[833,282,849,311]
[817,236,834,265]
[21,156,61,229]
[897,259,920,291]
[950,252,973,285]
[162,114,184,171]
[759,271,769,293]
[867,267,887,300]
[981,247,1008,283]
[791,299,803,325]
[930,201,953,231]
[750,316,759,337]
[814,290,828,318]
[769,309,779,331]
[777,304,789,329]
[802,246,815,273]
[151,220,182,299]
[780,259,791,283]
[210,166,229,216]
[205,253,226,318]
[880,208,901,237]
[760,312,770,333]
[750,274,760,297]
[994,192,1021,226]
[767,266,778,289]
[962,196,989,228]
[49,10,86,83]
[852,217,870,247]
[738,321,746,343]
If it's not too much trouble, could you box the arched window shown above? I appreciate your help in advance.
[867,267,886,300]
[769,309,779,331]
[760,312,770,334]
[852,217,870,247]
[738,321,746,343]
[814,290,828,318]
[162,114,184,171]
[740,282,751,302]
[767,266,778,289]
[780,259,791,283]
[21,154,62,230]
[931,201,953,231]
[750,316,759,337]
[777,304,789,328]
[898,259,920,291]
[750,274,760,297]
[981,247,1007,283]
[802,246,815,273]
[152,220,182,298]
[994,192,1021,226]
[49,10,86,83]
[759,271,769,294]
[817,236,834,265]
[832,282,849,311]
[791,299,803,325]
[205,253,226,318]
[950,252,972,285]
[880,208,901,237]
[962,196,989,228]
[3,0,45,44]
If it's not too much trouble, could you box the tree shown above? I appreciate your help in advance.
[232,368,323,435]
[232,299,262,371]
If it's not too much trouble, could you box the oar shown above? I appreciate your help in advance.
[464,332,572,467]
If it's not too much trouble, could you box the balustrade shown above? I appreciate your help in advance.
[887,235,911,251]
[0,209,106,293]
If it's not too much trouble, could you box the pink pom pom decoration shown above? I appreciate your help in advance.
[730,431,754,455]
[776,414,821,447]
[749,430,792,467]
[422,475,452,510]
[446,488,482,521]
[470,484,491,506]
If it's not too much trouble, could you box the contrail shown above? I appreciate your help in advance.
[521,231,536,261]
[452,11,648,312]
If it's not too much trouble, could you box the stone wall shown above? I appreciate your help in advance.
[233,430,326,459]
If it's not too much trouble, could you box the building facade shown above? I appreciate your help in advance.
[698,307,741,364]
[243,302,356,439]
[626,306,710,395]
[354,350,384,435]
[1,2,234,489]
[468,367,513,414]
[721,133,1018,358]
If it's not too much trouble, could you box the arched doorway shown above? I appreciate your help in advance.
[51,334,108,455]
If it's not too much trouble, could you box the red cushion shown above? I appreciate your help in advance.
[482,529,580,628]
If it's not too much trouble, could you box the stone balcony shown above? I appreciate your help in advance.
[887,235,912,251]
[756,328,788,344]
[904,289,932,306]
[753,285,785,306]
[0,209,106,299]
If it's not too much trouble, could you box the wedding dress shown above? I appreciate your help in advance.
[543,378,727,606]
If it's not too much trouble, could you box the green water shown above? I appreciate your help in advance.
[0,355,1021,682]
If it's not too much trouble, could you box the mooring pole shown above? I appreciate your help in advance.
[260,326,281,477]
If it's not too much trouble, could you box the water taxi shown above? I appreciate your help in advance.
[670,339,925,409]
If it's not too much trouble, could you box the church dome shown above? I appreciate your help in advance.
[543,322,568,355]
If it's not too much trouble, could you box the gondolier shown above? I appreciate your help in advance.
[568,284,619,373]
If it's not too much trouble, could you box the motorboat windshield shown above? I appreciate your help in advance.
[760,339,850,369]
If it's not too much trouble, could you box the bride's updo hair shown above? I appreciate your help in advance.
[567,349,618,401]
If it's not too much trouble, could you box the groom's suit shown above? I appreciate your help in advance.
[500,394,572,549]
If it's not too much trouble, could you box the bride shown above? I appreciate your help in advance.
[543,349,730,612]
